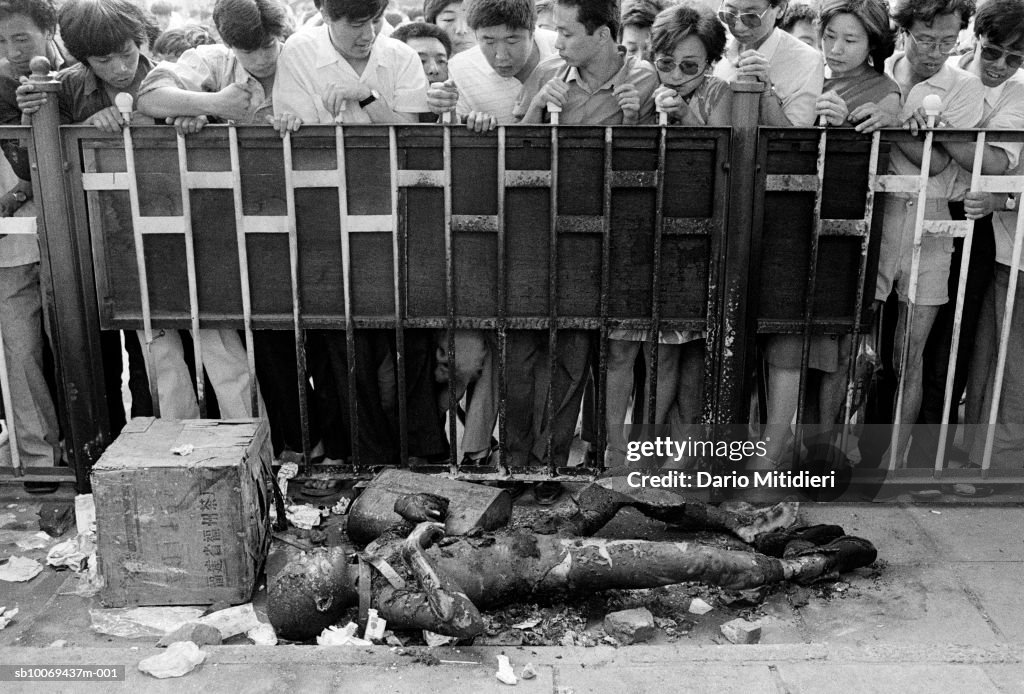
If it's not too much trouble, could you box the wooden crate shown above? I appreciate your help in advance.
[92,418,273,607]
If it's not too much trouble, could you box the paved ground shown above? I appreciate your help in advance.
[1,486,1023,692]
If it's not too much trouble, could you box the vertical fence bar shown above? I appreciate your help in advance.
[888,120,938,470]
[545,108,560,474]
[175,132,205,417]
[935,131,985,473]
[792,121,829,465]
[442,124,457,471]
[645,124,667,431]
[597,126,613,469]
[281,131,311,464]
[496,126,508,472]
[335,126,360,466]
[121,106,161,416]
[227,127,259,417]
[388,126,408,466]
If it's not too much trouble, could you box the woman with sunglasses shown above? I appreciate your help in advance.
[649,2,732,125]
[814,0,901,132]
[711,0,823,126]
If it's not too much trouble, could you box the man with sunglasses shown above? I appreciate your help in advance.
[874,0,985,468]
[711,0,823,126]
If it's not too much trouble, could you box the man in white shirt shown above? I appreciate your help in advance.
[712,0,823,125]
[273,0,428,124]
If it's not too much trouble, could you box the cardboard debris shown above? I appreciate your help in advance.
[0,556,43,582]
[0,606,18,629]
[90,606,205,639]
[75,495,96,536]
[15,531,52,551]
[496,654,517,685]
[196,603,261,639]
[285,505,321,530]
[317,623,372,646]
[247,623,277,646]
[423,630,457,647]
[138,641,206,678]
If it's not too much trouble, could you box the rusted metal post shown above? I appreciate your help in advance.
[711,81,763,443]
[26,56,110,489]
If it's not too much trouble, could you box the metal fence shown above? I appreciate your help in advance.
[1,68,1022,493]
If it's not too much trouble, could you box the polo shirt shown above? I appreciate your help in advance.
[884,53,985,199]
[512,53,658,125]
[448,28,557,122]
[713,28,823,126]
[57,54,154,125]
[138,43,275,124]
[273,27,427,124]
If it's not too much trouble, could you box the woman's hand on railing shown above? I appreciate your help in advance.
[613,83,640,125]
[815,90,848,127]
[849,101,898,134]
[427,80,459,117]
[165,115,208,135]
[464,111,497,132]
[267,113,303,136]
[15,80,46,116]
[85,106,125,134]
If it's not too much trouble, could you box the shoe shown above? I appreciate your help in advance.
[755,524,846,557]
[819,535,877,573]
[533,481,563,505]
[24,481,59,494]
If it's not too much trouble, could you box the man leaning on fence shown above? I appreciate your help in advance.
[0,0,65,487]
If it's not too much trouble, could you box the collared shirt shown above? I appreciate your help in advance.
[512,53,659,124]
[713,28,823,126]
[57,54,154,125]
[884,52,984,199]
[138,44,274,124]
[449,29,557,122]
[947,54,1024,200]
[272,26,427,124]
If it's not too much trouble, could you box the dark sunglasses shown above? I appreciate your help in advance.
[980,42,1024,69]
[654,57,705,75]
[717,6,772,29]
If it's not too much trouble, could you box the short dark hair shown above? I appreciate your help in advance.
[59,0,151,63]
[392,20,453,54]
[140,8,163,46]
[557,0,620,37]
[214,0,292,50]
[152,23,216,59]
[423,0,457,23]
[819,0,896,73]
[321,0,387,22]
[620,0,666,32]
[892,0,975,31]
[650,3,726,63]
[0,0,57,34]
[466,0,535,31]
[973,0,1024,49]
[779,1,816,30]
[149,0,173,16]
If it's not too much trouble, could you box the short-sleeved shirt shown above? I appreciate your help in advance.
[947,54,1024,200]
[713,28,824,126]
[137,43,275,124]
[669,75,731,125]
[512,53,659,125]
[57,54,154,125]
[884,53,985,199]
[448,29,558,122]
[272,27,428,124]
[824,63,901,117]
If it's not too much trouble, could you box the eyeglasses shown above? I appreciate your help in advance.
[905,30,959,56]
[717,6,773,29]
[979,42,1024,69]
[654,57,706,75]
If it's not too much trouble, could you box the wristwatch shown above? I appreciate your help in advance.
[359,89,380,109]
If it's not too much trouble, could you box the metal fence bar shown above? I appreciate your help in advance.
[645,124,667,430]
[121,115,161,416]
[442,125,457,471]
[389,127,408,466]
[281,131,311,464]
[175,132,206,417]
[597,127,613,467]
[334,126,360,466]
[888,121,938,470]
[935,132,986,473]
[227,126,259,416]
[545,110,560,474]
[496,126,508,472]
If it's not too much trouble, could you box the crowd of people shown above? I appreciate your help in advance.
[0,0,1022,494]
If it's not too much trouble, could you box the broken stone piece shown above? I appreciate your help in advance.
[521,663,537,680]
[496,654,517,685]
[688,597,713,615]
[37,502,74,537]
[603,608,655,645]
[0,606,18,629]
[246,623,278,646]
[138,641,206,678]
[720,618,762,645]
[157,623,223,648]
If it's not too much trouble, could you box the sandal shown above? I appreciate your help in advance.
[299,479,340,497]
[533,481,563,506]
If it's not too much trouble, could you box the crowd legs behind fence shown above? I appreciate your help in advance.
[2,120,1024,490]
